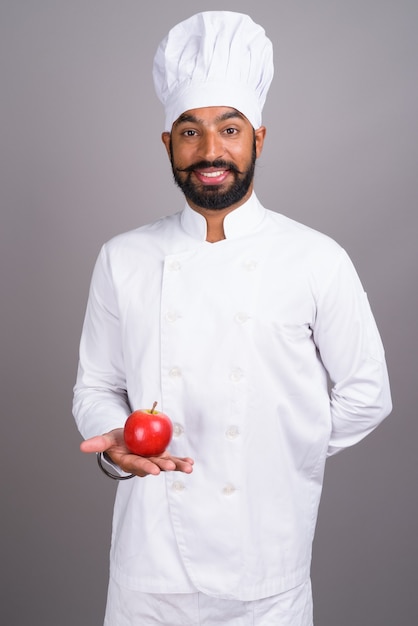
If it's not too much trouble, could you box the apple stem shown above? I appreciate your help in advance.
[151,401,158,414]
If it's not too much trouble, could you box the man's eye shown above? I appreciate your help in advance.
[225,127,238,135]
[183,129,197,136]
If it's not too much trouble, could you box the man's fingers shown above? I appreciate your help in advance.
[128,455,194,476]
[173,457,194,473]
[80,434,114,453]
[128,455,176,474]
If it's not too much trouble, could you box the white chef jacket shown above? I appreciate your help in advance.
[73,193,392,601]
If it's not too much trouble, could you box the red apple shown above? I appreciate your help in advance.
[123,402,173,457]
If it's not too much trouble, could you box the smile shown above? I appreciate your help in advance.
[194,169,230,185]
[200,170,226,178]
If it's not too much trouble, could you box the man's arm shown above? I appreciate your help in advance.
[73,245,194,476]
[313,249,392,456]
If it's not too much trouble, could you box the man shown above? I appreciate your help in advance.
[73,11,392,625]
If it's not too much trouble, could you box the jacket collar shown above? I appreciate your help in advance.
[180,193,265,241]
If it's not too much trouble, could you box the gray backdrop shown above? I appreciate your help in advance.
[1,1,417,624]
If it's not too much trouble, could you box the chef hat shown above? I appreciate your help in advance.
[153,11,274,130]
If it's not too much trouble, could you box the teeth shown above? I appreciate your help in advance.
[200,170,225,178]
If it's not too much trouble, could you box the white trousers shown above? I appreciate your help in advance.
[104,578,313,626]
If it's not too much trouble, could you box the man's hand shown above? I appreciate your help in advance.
[80,428,194,477]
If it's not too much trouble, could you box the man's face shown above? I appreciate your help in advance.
[162,106,266,212]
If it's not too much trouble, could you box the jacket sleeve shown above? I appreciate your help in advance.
[312,249,392,456]
[72,245,132,440]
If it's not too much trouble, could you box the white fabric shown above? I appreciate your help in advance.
[104,579,313,626]
[73,193,392,602]
[153,12,274,130]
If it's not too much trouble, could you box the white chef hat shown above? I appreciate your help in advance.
[153,11,274,131]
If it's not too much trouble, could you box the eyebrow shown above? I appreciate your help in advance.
[174,109,246,126]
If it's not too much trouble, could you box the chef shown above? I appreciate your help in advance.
[73,11,392,625]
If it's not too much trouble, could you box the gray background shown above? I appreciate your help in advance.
[1,1,417,624]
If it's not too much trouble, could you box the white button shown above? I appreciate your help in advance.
[172,481,185,492]
[230,368,244,382]
[225,425,240,440]
[165,311,181,322]
[243,259,257,271]
[173,423,184,437]
[234,312,250,324]
[169,367,182,378]
[222,484,236,496]
[167,259,181,271]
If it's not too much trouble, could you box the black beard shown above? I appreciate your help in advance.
[169,137,257,211]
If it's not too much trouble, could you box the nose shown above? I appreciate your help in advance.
[199,130,224,162]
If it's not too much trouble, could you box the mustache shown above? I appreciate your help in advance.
[176,159,242,174]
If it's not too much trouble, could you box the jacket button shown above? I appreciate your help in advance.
[173,423,184,437]
[230,368,244,382]
[225,425,240,440]
[234,312,250,324]
[165,311,181,322]
[167,259,181,271]
[243,259,257,271]
[222,484,236,496]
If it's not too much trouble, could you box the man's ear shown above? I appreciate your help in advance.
[254,126,267,159]
[161,132,171,158]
